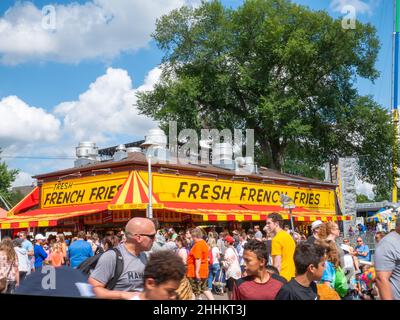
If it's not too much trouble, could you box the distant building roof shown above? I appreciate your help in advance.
[356,201,394,213]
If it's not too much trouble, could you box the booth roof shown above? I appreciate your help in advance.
[33,151,336,188]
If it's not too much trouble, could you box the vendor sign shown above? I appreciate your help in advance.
[41,172,129,208]
[139,172,335,212]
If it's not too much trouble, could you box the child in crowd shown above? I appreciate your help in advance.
[129,250,186,300]
[360,264,378,300]
[275,242,326,300]
[48,243,65,267]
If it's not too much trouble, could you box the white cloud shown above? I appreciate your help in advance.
[54,67,159,143]
[1,67,161,176]
[330,0,379,15]
[0,96,61,145]
[12,171,35,188]
[0,0,188,65]
[355,177,375,199]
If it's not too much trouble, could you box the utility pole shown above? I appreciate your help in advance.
[392,0,400,203]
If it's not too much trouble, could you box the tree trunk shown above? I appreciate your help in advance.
[259,139,274,169]
[270,142,284,172]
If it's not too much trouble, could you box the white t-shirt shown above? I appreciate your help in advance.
[343,254,354,270]
[211,247,220,265]
[15,247,30,273]
[223,247,241,280]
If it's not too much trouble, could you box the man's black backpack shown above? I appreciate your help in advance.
[77,247,124,290]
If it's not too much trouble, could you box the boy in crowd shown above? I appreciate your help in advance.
[275,242,326,300]
[232,240,286,300]
[129,250,186,300]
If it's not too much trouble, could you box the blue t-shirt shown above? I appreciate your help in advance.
[68,239,93,268]
[321,261,336,287]
[34,244,48,268]
[22,239,33,253]
[355,244,370,262]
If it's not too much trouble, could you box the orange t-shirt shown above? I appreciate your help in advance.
[187,239,209,279]
[49,252,64,267]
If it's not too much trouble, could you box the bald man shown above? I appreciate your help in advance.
[89,217,156,299]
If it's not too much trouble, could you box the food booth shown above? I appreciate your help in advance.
[0,151,350,235]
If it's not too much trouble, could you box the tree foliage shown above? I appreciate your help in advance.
[137,0,392,195]
[356,194,370,203]
[0,150,19,208]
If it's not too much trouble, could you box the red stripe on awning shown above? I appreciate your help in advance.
[125,175,134,203]
[138,179,148,203]
[109,173,130,205]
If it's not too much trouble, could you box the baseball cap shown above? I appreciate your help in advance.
[311,220,323,231]
[34,234,46,241]
[224,236,235,245]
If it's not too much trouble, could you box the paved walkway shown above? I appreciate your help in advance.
[197,291,228,300]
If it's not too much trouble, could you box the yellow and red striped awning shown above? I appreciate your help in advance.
[0,203,107,229]
[159,202,351,222]
[108,171,163,210]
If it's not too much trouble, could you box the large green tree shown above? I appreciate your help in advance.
[0,150,19,208]
[137,0,394,198]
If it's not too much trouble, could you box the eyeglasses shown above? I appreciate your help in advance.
[134,233,156,240]
[357,240,363,242]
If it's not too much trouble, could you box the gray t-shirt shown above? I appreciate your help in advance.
[90,244,147,292]
[374,231,400,300]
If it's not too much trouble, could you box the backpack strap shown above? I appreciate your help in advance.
[105,248,124,290]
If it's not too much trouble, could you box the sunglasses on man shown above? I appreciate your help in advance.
[134,233,156,240]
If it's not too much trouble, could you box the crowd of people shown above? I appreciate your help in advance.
[0,212,399,300]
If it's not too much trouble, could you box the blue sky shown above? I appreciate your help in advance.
[0,0,393,198]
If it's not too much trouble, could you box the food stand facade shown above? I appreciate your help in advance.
[0,152,350,234]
